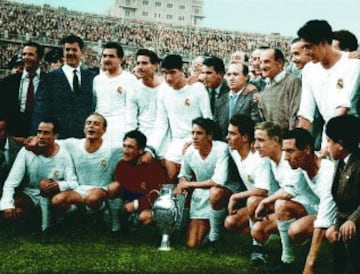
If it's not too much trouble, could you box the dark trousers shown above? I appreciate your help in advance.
[333,233,360,274]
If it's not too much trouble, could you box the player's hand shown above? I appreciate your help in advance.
[182,141,192,155]
[138,151,153,165]
[23,136,41,154]
[228,195,237,215]
[349,50,360,59]
[123,202,136,213]
[252,92,261,103]
[254,201,269,221]
[243,83,257,95]
[339,220,356,241]
[41,179,60,197]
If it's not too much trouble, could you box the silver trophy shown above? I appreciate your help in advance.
[151,184,186,251]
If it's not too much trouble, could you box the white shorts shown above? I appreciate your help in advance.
[73,185,108,198]
[23,188,41,207]
[189,188,210,219]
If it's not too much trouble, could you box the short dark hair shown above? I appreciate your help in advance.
[229,114,255,143]
[325,115,360,151]
[297,20,333,45]
[291,37,301,44]
[103,42,124,58]
[136,49,161,64]
[60,35,84,50]
[192,117,216,135]
[161,54,183,70]
[40,117,60,134]
[24,41,44,59]
[333,30,358,51]
[202,56,225,74]
[123,130,147,150]
[44,48,63,63]
[283,128,314,153]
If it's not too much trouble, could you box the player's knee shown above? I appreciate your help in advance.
[251,222,267,243]
[108,182,120,198]
[51,194,64,208]
[274,199,290,219]
[85,195,102,209]
[224,215,236,230]
[325,227,337,243]
[288,223,299,240]
[139,210,152,225]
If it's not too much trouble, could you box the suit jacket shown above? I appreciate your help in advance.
[32,67,96,139]
[214,84,262,140]
[332,149,360,228]
[0,72,43,137]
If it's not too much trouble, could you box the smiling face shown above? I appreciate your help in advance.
[136,55,156,79]
[260,49,283,80]
[84,114,106,141]
[22,46,40,73]
[249,49,262,76]
[63,42,82,68]
[290,41,311,69]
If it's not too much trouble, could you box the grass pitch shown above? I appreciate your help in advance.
[0,214,332,274]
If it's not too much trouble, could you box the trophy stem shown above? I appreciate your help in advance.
[159,234,171,251]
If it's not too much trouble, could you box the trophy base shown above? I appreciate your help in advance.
[158,234,171,251]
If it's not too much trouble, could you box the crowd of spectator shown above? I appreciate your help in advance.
[0,0,292,72]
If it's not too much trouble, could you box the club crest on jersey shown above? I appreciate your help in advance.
[184,98,191,106]
[53,170,60,179]
[117,86,123,93]
[336,78,344,89]
[248,175,254,184]
[100,160,107,169]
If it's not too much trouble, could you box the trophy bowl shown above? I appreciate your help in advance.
[151,184,183,251]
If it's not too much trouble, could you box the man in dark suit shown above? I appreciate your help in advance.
[33,35,96,139]
[0,41,44,166]
[200,56,229,116]
[325,115,360,274]
[215,63,262,140]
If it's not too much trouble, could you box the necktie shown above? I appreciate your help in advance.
[73,70,80,93]
[229,94,235,118]
[333,159,345,196]
[25,73,35,113]
[210,89,216,114]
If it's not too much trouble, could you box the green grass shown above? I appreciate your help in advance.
[0,215,332,274]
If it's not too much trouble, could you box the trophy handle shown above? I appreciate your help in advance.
[148,189,160,207]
